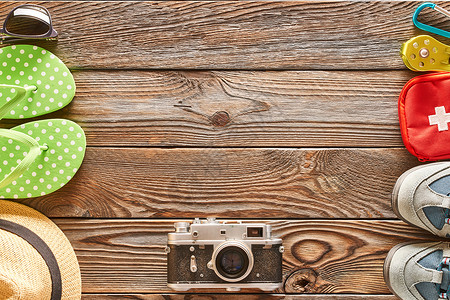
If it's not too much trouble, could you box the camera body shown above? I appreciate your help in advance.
[166,218,284,292]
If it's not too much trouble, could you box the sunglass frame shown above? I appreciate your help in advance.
[0,4,57,42]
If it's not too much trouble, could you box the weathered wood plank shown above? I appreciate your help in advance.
[57,219,438,293]
[18,147,419,218]
[2,70,409,147]
[81,294,398,299]
[0,1,429,69]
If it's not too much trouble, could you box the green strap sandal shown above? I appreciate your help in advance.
[0,119,86,199]
[0,84,36,120]
[0,45,76,120]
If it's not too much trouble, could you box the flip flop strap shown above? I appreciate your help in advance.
[0,85,36,120]
[0,129,47,189]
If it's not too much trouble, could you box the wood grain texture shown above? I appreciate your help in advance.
[81,294,398,299]
[19,147,418,218]
[2,70,410,147]
[57,219,439,294]
[0,1,431,70]
[0,1,432,297]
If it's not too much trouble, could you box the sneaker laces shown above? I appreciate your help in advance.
[437,257,450,299]
[444,208,450,226]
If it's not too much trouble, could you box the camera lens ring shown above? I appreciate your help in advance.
[212,241,254,282]
[216,246,248,278]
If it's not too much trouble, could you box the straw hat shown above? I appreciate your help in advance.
[0,200,81,299]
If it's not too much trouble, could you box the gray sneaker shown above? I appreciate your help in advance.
[384,242,450,300]
[392,162,450,237]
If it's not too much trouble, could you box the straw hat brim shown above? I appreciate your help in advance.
[0,200,81,299]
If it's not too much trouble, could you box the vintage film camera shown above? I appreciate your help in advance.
[165,218,284,292]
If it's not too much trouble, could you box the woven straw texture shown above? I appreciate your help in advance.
[0,200,81,299]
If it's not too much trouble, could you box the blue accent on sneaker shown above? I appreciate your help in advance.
[423,207,446,230]
[416,282,439,300]
[418,250,443,270]
[429,175,450,196]
[423,175,450,230]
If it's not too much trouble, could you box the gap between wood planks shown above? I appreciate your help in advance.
[80,294,399,299]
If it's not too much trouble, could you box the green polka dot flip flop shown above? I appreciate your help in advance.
[0,45,75,120]
[0,119,86,199]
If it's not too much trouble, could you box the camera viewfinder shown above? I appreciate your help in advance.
[247,227,263,237]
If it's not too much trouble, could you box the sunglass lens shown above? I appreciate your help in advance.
[5,6,51,36]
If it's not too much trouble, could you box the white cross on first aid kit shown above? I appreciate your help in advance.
[429,106,450,131]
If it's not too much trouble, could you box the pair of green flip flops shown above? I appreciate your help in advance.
[0,45,86,199]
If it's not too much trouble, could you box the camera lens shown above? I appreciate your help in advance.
[214,244,253,282]
[220,248,246,275]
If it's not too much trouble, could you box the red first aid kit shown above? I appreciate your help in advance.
[399,72,450,161]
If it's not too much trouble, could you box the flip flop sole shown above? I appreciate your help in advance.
[0,119,86,199]
[0,45,76,119]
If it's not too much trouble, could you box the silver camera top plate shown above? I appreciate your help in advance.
[167,218,282,246]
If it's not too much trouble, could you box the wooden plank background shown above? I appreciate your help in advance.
[0,2,433,70]
[2,70,413,147]
[18,148,418,218]
[56,219,440,294]
[1,0,447,298]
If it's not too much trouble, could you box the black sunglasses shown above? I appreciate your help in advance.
[0,4,57,43]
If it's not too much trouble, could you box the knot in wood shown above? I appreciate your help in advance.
[210,111,230,127]
[284,268,317,293]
